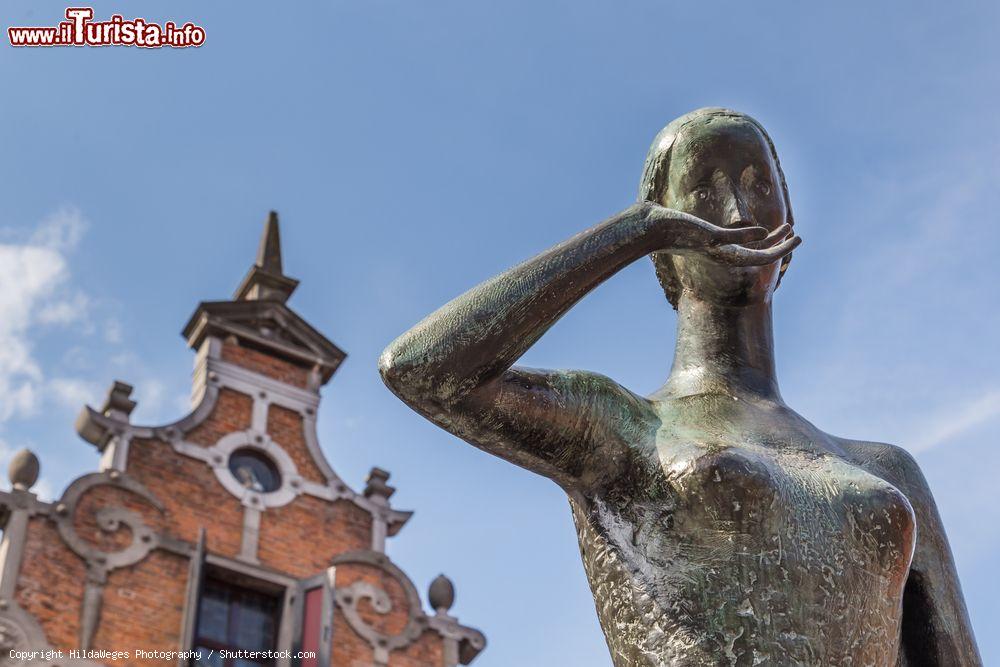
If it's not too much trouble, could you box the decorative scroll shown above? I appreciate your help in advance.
[0,615,29,666]
[330,551,426,665]
[49,471,182,649]
[0,604,55,667]
[52,472,168,577]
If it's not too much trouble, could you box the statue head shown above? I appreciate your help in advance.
[638,108,794,308]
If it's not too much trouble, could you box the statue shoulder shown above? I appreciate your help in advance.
[835,437,931,499]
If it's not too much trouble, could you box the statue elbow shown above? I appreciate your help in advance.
[378,337,432,401]
[380,338,465,412]
[378,342,410,393]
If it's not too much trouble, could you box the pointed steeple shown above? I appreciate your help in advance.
[256,211,283,274]
[182,211,346,388]
[233,211,300,303]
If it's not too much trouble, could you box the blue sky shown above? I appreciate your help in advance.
[2,1,998,664]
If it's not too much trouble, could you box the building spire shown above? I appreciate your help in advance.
[182,210,346,387]
[256,211,283,274]
[233,211,300,303]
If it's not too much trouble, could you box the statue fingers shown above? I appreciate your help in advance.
[710,225,770,247]
[706,235,801,266]
[741,223,792,250]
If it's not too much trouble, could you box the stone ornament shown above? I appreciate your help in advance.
[332,551,485,667]
[51,472,174,581]
[50,471,187,650]
[6,451,38,492]
[332,550,430,665]
[0,455,106,666]
[428,574,455,614]
[0,616,30,667]
[208,430,302,509]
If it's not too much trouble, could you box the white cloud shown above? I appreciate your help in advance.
[787,142,1000,455]
[32,478,55,502]
[0,208,93,422]
[131,379,200,424]
[37,292,89,325]
[135,379,165,416]
[0,245,68,421]
[910,389,1000,453]
[30,207,87,252]
[48,377,102,410]
[104,317,123,344]
[109,351,139,368]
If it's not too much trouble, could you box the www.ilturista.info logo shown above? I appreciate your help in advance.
[8,8,205,48]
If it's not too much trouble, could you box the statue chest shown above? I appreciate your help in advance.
[662,444,916,570]
[572,442,917,665]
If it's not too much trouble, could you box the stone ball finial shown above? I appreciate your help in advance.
[8,449,39,491]
[428,574,455,614]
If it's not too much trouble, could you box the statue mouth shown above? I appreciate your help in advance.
[740,224,792,250]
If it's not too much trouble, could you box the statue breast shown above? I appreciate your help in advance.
[572,441,917,666]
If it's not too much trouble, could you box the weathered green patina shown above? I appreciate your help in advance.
[380,109,981,666]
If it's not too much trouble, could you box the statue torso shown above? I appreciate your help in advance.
[571,395,916,667]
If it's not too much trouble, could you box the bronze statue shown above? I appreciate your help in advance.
[379,108,981,666]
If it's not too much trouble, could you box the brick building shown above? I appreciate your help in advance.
[0,214,486,667]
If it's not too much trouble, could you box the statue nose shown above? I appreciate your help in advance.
[720,181,752,227]
[726,199,753,227]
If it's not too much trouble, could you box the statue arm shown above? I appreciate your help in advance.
[878,446,982,666]
[379,204,789,488]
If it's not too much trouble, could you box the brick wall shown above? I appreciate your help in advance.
[13,345,453,667]
[221,342,309,389]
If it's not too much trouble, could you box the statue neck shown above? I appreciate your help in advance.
[664,293,783,403]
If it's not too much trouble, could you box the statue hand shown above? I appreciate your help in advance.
[704,223,801,266]
[638,202,801,267]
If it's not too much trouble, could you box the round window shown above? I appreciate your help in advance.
[228,448,281,493]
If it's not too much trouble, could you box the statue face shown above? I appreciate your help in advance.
[664,117,786,232]
[661,117,789,304]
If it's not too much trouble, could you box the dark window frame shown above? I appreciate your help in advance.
[191,569,285,667]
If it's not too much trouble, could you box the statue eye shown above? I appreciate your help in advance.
[755,181,772,196]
